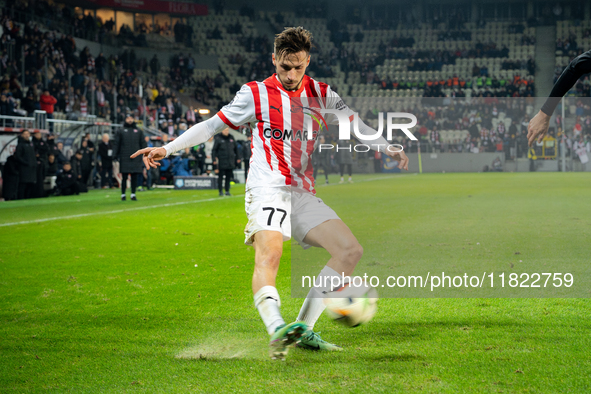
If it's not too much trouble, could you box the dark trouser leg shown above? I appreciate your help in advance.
[339,164,345,177]
[107,168,113,188]
[61,185,74,196]
[35,163,46,198]
[131,174,138,194]
[323,164,329,180]
[62,183,79,196]
[347,164,352,176]
[100,167,106,187]
[218,170,224,193]
[121,173,128,194]
[244,162,249,182]
[18,182,27,199]
[100,167,110,187]
[17,182,34,199]
[224,169,232,192]
[82,169,91,185]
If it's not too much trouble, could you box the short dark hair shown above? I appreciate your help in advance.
[274,27,313,60]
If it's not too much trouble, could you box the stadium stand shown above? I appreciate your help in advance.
[3,0,591,201]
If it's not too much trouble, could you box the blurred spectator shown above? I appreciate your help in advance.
[79,139,94,185]
[150,54,161,77]
[113,114,146,201]
[2,154,20,201]
[312,135,330,184]
[336,139,354,183]
[32,131,49,198]
[56,161,79,195]
[40,90,57,131]
[213,128,239,196]
[46,153,58,177]
[15,130,37,200]
[98,133,114,188]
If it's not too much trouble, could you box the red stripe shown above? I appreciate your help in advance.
[318,81,328,107]
[290,94,308,190]
[247,82,273,171]
[216,111,239,130]
[299,80,325,192]
[265,80,291,185]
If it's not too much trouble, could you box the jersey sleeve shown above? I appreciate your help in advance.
[541,49,591,116]
[216,84,257,130]
[323,85,356,125]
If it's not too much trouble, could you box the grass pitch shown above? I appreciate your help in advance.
[1,173,590,393]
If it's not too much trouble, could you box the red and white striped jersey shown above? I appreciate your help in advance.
[217,74,354,194]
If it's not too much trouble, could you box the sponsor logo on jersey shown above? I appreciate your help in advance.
[263,128,318,141]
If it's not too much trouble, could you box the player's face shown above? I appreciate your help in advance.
[272,51,310,91]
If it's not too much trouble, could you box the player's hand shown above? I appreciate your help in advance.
[385,148,409,171]
[527,110,551,147]
[130,147,166,169]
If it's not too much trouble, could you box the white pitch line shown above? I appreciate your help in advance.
[0,196,239,227]
[0,174,414,228]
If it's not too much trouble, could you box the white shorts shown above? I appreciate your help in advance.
[244,186,340,248]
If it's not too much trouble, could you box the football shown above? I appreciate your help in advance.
[323,282,379,327]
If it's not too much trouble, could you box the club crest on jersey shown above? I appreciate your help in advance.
[291,104,328,132]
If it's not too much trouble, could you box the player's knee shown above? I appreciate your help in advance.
[338,242,363,266]
[349,243,364,263]
[258,248,282,269]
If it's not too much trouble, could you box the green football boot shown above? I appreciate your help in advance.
[297,330,343,351]
[269,321,308,360]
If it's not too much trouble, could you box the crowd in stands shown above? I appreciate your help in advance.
[0,9,208,138]
[556,34,579,56]
[4,2,591,201]
[319,97,590,162]
[8,0,192,47]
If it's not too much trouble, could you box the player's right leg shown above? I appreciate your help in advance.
[252,230,307,360]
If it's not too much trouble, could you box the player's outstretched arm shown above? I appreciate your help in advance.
[130,115,228,169]
[530,49,591,146]
[527,110,551,146]
[385,149,409,171]
[131,147,167,169]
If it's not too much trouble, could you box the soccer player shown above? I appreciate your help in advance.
[131,27,409,360]
[528,49,591,146]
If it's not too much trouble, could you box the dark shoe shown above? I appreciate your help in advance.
[131,195,137,201]
[219,191,224,197]
[121,195,126,201]
[225,192,231,196]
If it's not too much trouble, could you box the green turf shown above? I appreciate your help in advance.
[1,173,590,393]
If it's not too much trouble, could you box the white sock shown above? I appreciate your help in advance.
[121,194,125,198]
[254,286,285,335]
[297,265,341,330]
[348,176,352,181]
[131,193,136,198]
[340,176,344,181]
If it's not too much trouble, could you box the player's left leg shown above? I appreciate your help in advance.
[252,230,307,360]
[296,219,363,351]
